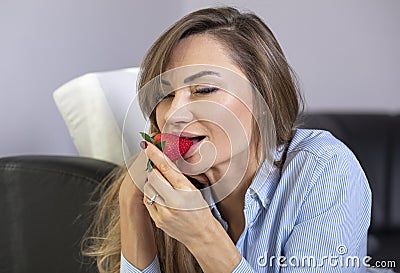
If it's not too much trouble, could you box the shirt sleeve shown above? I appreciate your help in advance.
[281,147,372,272]
[120,252,161,273]
[232,256,258,273]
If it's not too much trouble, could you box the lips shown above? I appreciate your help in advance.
[178,131,203,138]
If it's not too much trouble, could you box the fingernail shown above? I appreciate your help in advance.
[140,141,148,149]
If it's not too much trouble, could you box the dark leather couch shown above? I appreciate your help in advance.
[0,114,399,272]
[0,156,116,273]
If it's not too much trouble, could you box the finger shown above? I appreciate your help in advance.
[147,168,175,199]
[149,168,208,210]
[145,141,196,191]
[143,183,168,226]
[143,182,165,207]
[143,193,160,224]
[126,150,148,191]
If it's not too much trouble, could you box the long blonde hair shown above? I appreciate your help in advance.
[82,6,302,273]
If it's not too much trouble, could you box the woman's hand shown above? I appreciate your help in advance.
[119,150,149,207]
[143,141,214,244]
[119,150,157,270]
[143,142,242,272]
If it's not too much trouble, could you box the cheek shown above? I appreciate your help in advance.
[223,97,253,137]
[239,107,254,137]
[207,98,253,158]
[154,104,166,130]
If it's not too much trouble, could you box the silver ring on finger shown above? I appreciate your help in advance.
[146,194,159,205]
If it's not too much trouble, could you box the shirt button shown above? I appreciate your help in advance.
[265,198,271,205]
[249,188,257,199]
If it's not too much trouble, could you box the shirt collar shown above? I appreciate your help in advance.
[203,144,285,210]
[246,144,285,208]
[202,187,229,230]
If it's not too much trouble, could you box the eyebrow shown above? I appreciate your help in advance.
[161,70,221,86]
[184,70,221,84]
[161,79,171,86]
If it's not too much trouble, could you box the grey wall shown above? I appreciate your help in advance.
[0,0,182,157]
[1,1,399,157]
[182,0,400,112]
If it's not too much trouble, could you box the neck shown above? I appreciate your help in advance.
[186,142,261,242]
[217,159,258,243]
[213,153,258,213]
[205,147,259,243]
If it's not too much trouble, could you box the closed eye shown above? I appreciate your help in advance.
[194,86,218,94]
[156,86,218,102]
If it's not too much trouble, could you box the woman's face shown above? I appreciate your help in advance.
[154,34,255,182]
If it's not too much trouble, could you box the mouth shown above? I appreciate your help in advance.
[177,132,206,143]
[181,135,206,159]
[184,135,206,144]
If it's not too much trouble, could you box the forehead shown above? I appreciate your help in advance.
[166,34,246,78]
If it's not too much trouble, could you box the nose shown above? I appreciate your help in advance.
[163,89,194,128]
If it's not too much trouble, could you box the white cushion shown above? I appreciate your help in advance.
[53,68,147,165]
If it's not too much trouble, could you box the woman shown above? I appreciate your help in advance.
[83,7,372,273]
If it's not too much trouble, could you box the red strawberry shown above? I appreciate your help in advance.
[154,133,193,162]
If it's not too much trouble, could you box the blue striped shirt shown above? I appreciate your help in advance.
[121,129,373,272]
